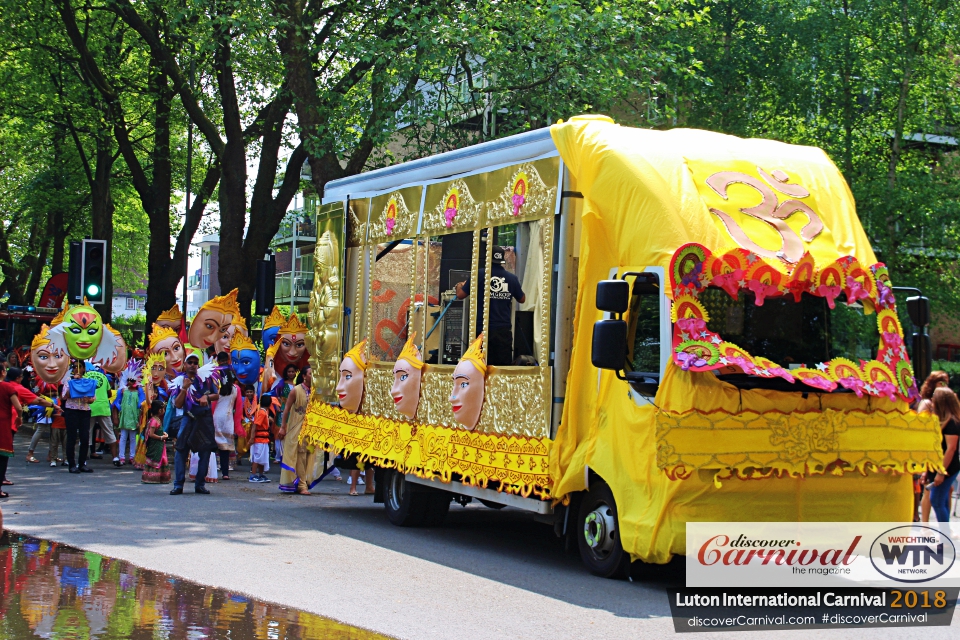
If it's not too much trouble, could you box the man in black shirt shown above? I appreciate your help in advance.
[455,246,525,366]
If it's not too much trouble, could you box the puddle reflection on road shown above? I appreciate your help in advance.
[0,532,388,639]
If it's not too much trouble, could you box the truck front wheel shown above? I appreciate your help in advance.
[577,480,631,579]
[383,469,450,527]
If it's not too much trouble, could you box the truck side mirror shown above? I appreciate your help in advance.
[596,280,629,315]
[592,319,627,371]
[906,296,930,328]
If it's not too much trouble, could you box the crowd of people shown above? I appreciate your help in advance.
[0,346,354,499]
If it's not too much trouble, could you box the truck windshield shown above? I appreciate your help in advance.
[698,287,879,368]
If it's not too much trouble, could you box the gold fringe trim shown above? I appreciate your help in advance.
[300,401,553,499]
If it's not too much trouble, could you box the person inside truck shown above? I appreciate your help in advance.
[454,246,525,366]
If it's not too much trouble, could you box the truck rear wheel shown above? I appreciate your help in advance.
[383,469,450,527]
[577,480,631,579]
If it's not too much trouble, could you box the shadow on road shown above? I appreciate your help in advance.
[6,429,678,621]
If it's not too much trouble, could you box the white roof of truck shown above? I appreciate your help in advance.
[321,127,557,204]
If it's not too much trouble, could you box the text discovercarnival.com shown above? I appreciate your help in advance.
[666,522,960,632]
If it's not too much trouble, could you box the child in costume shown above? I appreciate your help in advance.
[141,399,171,484]
[249,395,272,483]
[113,360,145,466]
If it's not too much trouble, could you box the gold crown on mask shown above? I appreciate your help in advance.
[396,333,424,370]
[157,304,182,324]
[232,315,249,334]
[50,305,68,327]
[263,306,285,329]
[143,352,167,378]
[460,332,487,375]
[229,329,257,352]
[200,288,240,316]
[148,325,179,351]
[343,339,369,372]
[31,325,52,351]
[278,314,307,336]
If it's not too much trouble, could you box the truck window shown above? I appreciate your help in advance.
[698,288,879,368]
[370,239,415,361]
[626,273,661,375]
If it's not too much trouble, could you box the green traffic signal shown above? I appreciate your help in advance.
[86,283,101,297]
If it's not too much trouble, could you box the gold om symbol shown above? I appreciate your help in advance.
[706,168,824,264]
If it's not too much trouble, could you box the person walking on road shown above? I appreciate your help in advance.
[213,352,240,480]
[248,394,273,483]
[924,387,960,523]
[171,353,219,495]
[278,366,315,495]
[0,376,25,498]
[142,399,171,484]
[114,374,145,466]
[61,361,95,474]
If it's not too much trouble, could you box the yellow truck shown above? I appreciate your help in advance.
[301,115,942,578]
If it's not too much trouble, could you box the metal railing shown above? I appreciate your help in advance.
[275,271,314,302]
[276,212,316,241]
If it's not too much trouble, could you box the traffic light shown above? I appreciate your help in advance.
[81,239,107,304]
[67,241,83,304]
[255,254,276,315]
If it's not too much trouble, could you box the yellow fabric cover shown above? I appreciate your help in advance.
[548,116,940,563]
[301,401,552,498]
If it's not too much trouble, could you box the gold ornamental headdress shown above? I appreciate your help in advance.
[396,333,424,369]
[263,306,285,329]
[148,325,179,351]
[201,288,240,316]
[31,325,52,351]
[232,315,249,333]
[50,305,68,327]
[344,339,369,372]
[157,304,182,324]
[229,329,257,352]
[143,352,166,378]
[460,333,487,375]
[278,314,307,336]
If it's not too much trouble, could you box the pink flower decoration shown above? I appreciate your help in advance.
[767,366,795,384]
[511,194,525,216]
[882,332,902,348]
[845,276,870,304]
[747,279,779,306]
[444,207,457,228]
[816,284,842,309]
[838,376,866,397]
[800,375,836,392]
[385,217,396,236]
[711,269,743,298]
[873,380,899,402]
[676,317,706,334]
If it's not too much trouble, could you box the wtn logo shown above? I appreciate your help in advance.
[880,543,944,566]
[870,526,956,583]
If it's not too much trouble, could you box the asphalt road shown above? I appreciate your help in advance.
[3,427,958,639]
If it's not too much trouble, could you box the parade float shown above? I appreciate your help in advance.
[273,117,946,575]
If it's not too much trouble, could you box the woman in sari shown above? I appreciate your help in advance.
[141,400,171,484]
[278,366,315,495]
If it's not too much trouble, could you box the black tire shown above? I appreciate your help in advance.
[383,469,449,527]
[478,499,506,510]
[576,479,631,579]
[422,492,451,526]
